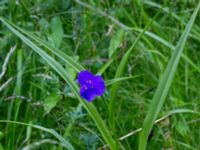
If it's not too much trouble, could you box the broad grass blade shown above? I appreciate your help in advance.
[132,28,200,72]
[10,22,84,72]
[139,3,200,150]
[108,3,165,130]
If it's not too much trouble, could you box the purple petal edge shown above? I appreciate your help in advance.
[94,76,106,96]
[80,86,96,102]
[78,70,94,85]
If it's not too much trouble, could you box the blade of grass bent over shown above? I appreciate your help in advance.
[10,22,84,72]
[0,18,118,150]
[132,28,200,72]
[108,3,166,130]
[119,108,200,141]
[139,3,200,150]
[106,75,142,86]
[144,0,200,38]
[0,120,75,150]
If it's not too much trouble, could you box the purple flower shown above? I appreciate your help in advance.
[77,70,106,102]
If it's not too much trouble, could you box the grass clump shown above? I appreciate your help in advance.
[0,0,200,149]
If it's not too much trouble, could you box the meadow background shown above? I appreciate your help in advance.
[0,0,200,150]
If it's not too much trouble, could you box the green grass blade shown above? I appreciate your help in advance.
[0,18,118,150]
[132,28,200,72]
[119,108,200,141]
[144,0,200,38]
[10,49,23,149]
[108,3,166,130]
[106,75,142,86]
[9,22,84,72]
[0,120,75,150]
[139,3,200,150]
[97,59,114,75]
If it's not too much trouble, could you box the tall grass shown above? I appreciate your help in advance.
[0,17,118,150]
[0,1,200,149]
[139,2,200,150]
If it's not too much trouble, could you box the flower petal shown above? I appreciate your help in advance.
[93,75,106,96]
[80,86,96,102]
[78,70,94,85]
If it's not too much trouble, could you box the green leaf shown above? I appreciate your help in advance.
[49,16,63,48]
[44,93,62,113]
[108,29,124,58]
[65,56,80,80]
[139,3,200,150]
[175,121,189,136]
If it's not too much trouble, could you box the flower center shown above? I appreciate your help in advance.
[83,85,88,90]
[86,80,94,89]
[86,80,92,84]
